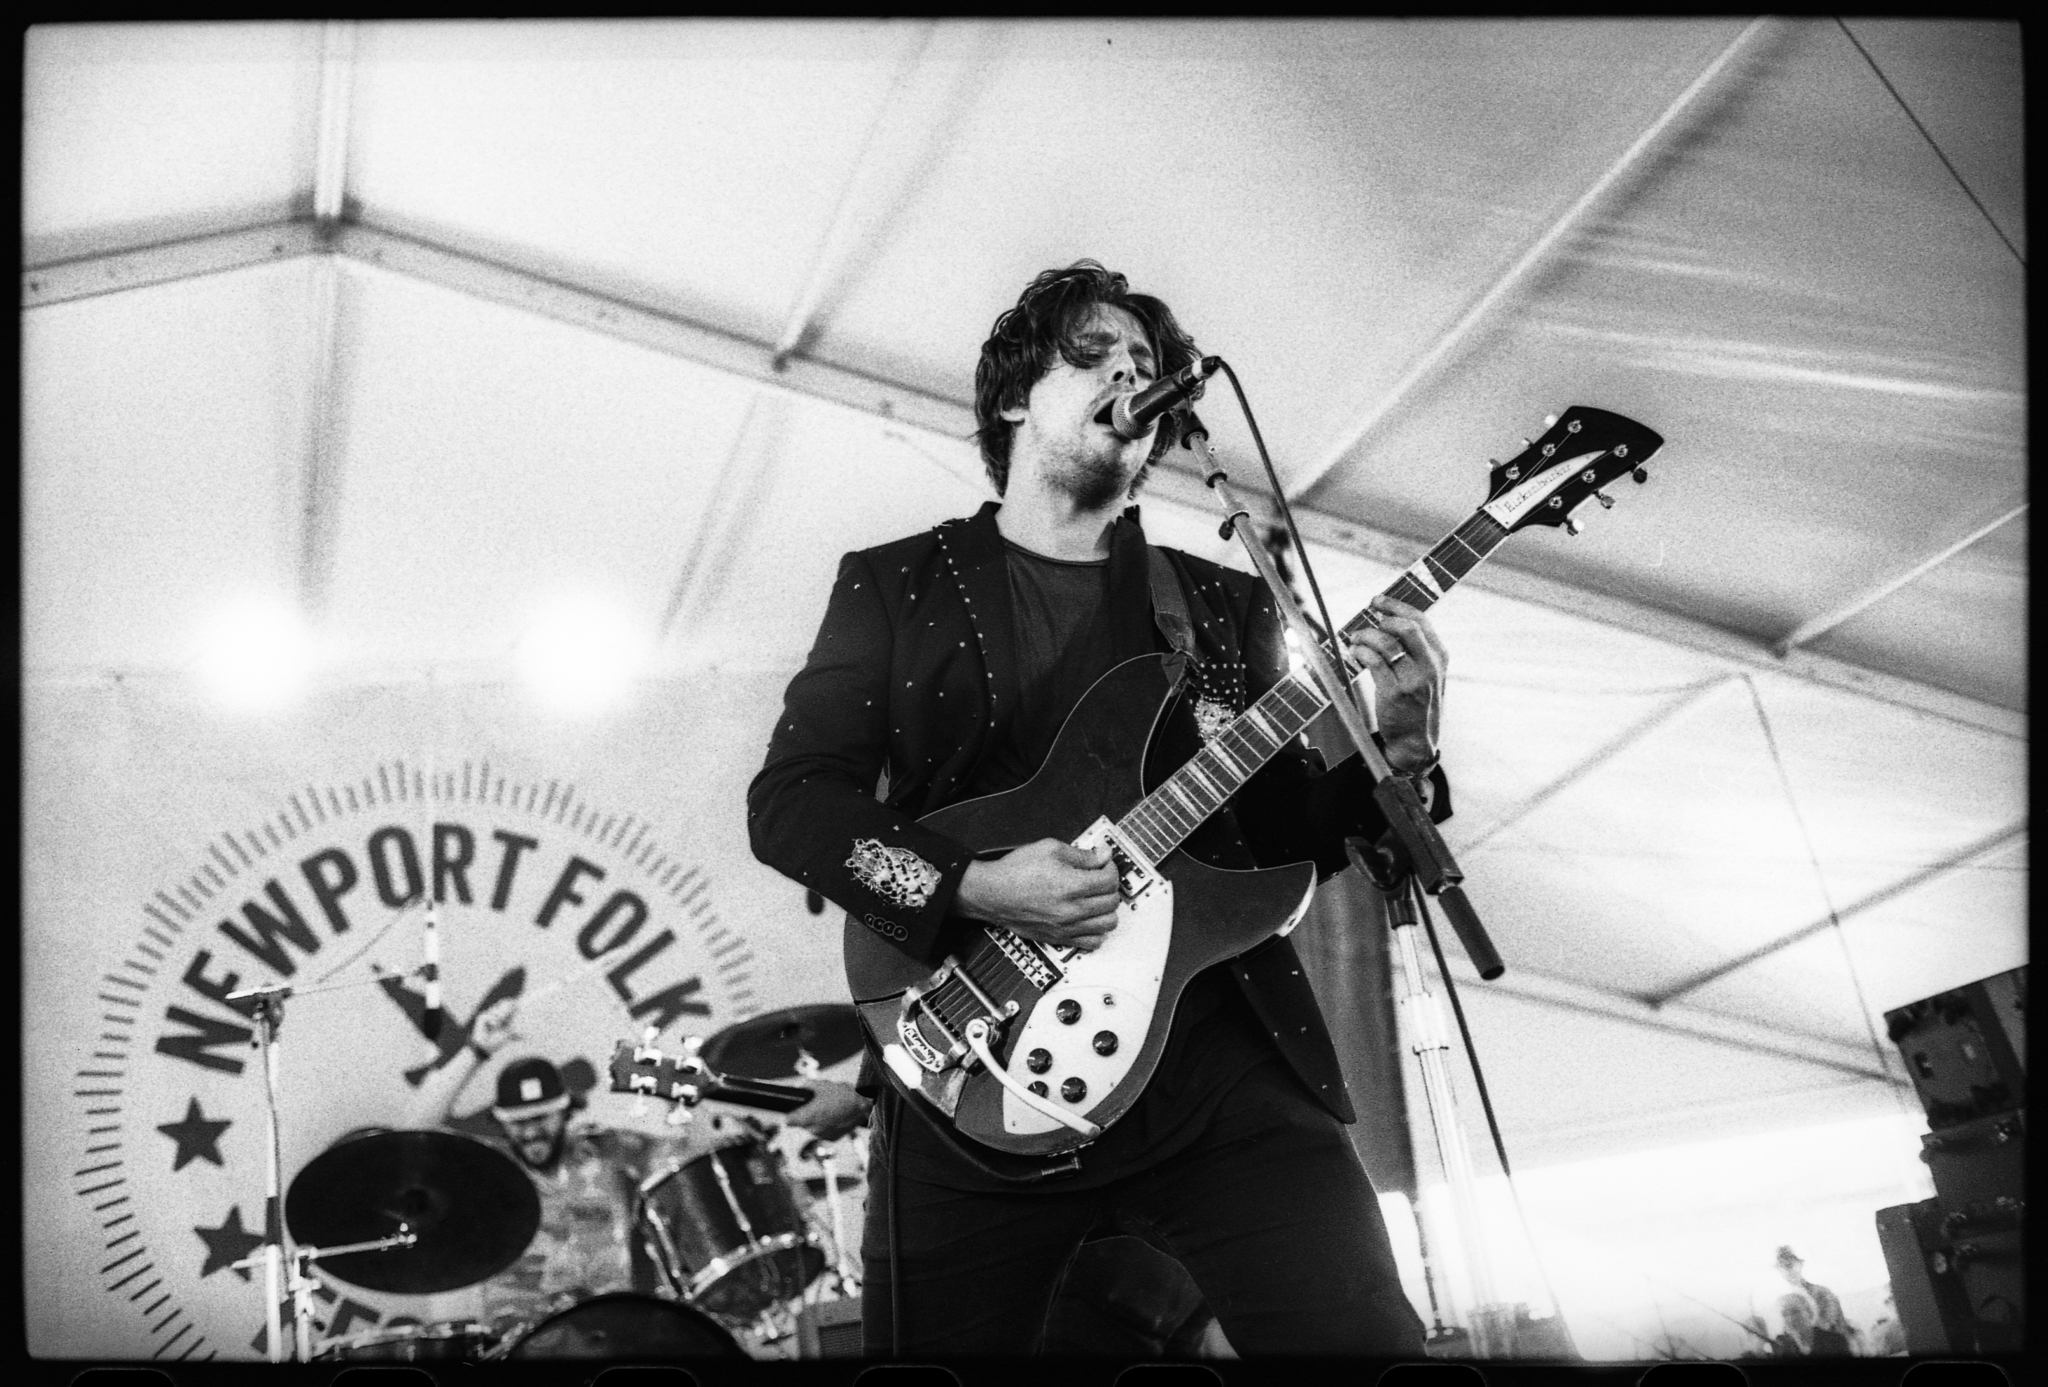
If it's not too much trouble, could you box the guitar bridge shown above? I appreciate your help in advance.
[896,955,1019,1076]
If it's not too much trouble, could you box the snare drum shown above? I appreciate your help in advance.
[501,1292,747,1359]
[637,1139,827,1319]
[314,1320,492,1361]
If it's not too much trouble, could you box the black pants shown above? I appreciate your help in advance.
[862,1062,1425,1356]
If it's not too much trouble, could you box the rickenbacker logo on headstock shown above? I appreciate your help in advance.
[68,759,759,1360]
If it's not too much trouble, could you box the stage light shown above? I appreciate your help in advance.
[190,593,315,713]
[516,595,650,713]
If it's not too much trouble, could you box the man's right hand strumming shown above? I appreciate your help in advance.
[955,838,1121,952]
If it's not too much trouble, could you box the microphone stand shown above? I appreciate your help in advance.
[1346,843,1515,1357]
[1191,425,1518,1356]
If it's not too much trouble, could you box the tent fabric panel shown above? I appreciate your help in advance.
[23,22,320,263]
[1805,513,2027,713]
[317,261,761,669]
[22,259,318,674]
[1296,18,2023,713]
[344,19,929,354]
[1681,839,2027,1034]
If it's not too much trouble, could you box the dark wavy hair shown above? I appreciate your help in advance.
[973,261,1203,497]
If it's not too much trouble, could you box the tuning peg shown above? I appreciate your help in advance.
[1542,414,1558,428]
[641,1025,661,1047]
[1563,517,1584,536]
[1594,490,1615,509]
[681,1035,705,1058]
[666,1106,694,1128]
[1631,467,1649,484]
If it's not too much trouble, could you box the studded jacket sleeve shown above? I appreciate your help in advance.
[747,550,975,964]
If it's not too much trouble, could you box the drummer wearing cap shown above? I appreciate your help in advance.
[405,999,704,1337]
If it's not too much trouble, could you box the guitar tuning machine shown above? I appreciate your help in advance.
[1563,517,1583,536]
[1593,491,1615,510]
[1631,467,1649,484]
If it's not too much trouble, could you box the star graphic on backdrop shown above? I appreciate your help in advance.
[194,1205,267,1281]
[157,1096,231,1171]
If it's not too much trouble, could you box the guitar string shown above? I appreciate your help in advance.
[1120,508,1510,860]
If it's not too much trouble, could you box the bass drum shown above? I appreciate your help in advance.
[501,1293,748,1360]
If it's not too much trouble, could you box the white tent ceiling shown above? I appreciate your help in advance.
[22,18,2026,1169]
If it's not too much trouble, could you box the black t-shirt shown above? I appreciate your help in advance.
[888,540,1283,1192]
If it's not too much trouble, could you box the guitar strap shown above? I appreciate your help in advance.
[1145,546,1199,659]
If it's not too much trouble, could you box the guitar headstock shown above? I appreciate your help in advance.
[608,1033,710,1119]
[1482,406,1666,536]
[608,1032,818,1118]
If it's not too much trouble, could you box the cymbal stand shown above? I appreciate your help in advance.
[230,1230,418,1359]
[226,970,429,1361]
[816,1142,860,1293]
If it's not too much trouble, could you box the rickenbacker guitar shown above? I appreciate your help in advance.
[845,406,1666,1157]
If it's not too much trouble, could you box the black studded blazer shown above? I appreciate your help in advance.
[747,500,1451,1125]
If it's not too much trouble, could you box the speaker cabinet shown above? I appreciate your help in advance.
[1885,967,2026,1130]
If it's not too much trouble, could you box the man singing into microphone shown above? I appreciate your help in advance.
[748,261,1453,1356]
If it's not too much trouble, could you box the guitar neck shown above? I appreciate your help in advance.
[1116,509,1510,862]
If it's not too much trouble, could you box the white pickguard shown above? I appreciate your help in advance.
[1000,821,1174,1136]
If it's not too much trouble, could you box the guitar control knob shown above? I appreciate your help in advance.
[1028,1081,1048,1098]
[1061,1077,1087,1103]
[1093,1031,1119,1056]
[1026,1048,1052,1074]
[1056,999,1082,1025]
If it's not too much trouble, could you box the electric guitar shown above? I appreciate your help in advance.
[845,405,1666,1157]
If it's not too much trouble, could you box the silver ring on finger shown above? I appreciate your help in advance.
[1386,647,1407,665]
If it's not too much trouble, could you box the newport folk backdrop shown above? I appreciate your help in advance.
[22,667,851,1361]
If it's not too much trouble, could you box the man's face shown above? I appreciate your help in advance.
[1001,304,1159,510]
[498,1109,568,1168]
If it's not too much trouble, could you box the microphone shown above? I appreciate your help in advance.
[420,894,443,1040]
[1106,355,1221,441]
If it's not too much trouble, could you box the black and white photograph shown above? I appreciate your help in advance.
[19,17,2026,1376]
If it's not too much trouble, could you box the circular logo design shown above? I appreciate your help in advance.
[69,758,760,1361]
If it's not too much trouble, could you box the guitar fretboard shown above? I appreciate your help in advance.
[1115,509,1509,864]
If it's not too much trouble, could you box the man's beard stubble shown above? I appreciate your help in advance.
[1047,436,1142,511]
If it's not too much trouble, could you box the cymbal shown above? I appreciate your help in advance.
[285,1129,540,1294]
[698,1003,863,1080]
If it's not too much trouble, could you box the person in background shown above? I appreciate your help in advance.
[1771,1245,1855,1356]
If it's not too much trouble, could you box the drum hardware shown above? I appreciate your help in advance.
[221,965,439,1362]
